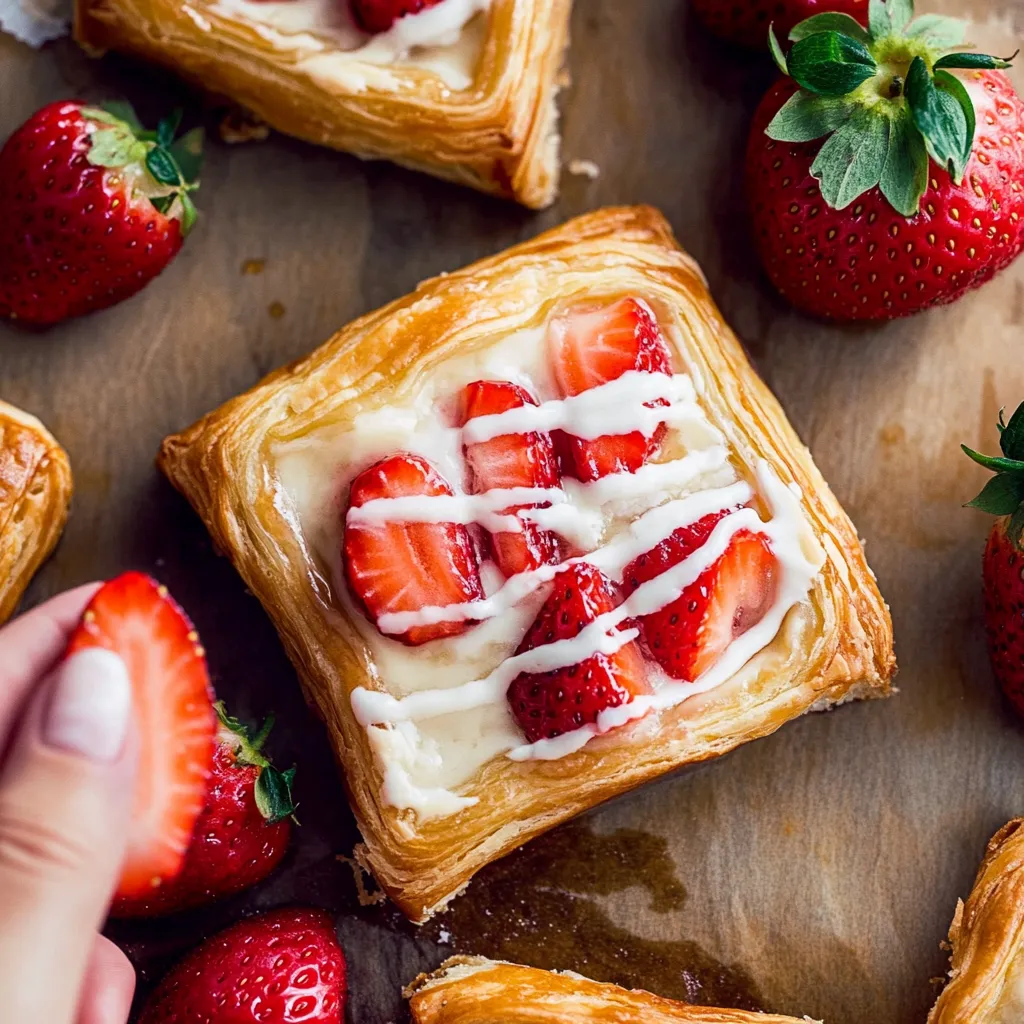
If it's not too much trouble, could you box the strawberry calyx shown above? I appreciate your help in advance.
[214,701,298,825]
[963,401,1024,547]
[80,102,204,235]
[765,0,1015,215]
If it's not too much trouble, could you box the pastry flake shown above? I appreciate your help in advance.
[158,205,895,922]
[73,0,571,209]
[406,957,822,1023]
[928,818,1024,1023]
[0,400,73,623]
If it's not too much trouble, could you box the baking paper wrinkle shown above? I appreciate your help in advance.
[0,0,69,46]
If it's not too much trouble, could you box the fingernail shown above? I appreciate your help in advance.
[43,650,132,763]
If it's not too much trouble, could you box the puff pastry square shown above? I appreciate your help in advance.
[74,0,571,209]
[406,957,821,1023]
[158,205,895,922]
[0,400,73,624]
[928,818,1024,1023]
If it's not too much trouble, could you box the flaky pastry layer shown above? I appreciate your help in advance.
[0,401,73,624]
[158,206,895,922]
[74,0,570,208]
[406,957,821,1023]
[928,818,1024,1022]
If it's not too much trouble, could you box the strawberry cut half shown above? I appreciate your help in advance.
[508,562,649,742]
[344,453,485,646]
[549,296,673,482]
[66,572,217,900]
[350,0,443,33]
[460,379,562,578]
[624,511,778,681]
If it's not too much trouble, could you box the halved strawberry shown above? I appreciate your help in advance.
[507,563,649,742]
[549,297,672,481]
[350,0,443,33]
[66,572,216,900]
[460,380,562,578]
[344,453,485,646]
[623,512,778,681]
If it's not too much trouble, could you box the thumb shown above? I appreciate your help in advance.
[0,648,136,1024]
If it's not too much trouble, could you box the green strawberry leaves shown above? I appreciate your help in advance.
[767,0,1015,215]
[214,701,299,825]
[964,402,1024,543]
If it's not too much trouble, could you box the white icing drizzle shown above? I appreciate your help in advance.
[461,371,701,444]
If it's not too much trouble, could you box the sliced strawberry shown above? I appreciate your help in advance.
[350,0,443,33]
[460,380,562,578]
[507,563,648,742]
[344,453,485,646]
[66,572,216,900]
[549,297,673,481]
[624,513,778,681]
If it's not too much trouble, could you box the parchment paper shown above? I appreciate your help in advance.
[3,2,1024,1021]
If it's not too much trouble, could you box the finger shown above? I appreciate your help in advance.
[0,584,101,753]
[0,648,136,1024]
[76,936,135,1024]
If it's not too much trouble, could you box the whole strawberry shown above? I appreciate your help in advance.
[0,100,202,327]
[692,0,867,50]
[138,907,346,1024]
[746,0,1024,321]
[113,702,297,917]
[964,403,1024,718]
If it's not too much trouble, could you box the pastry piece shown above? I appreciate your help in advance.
[406,957,821,1023]
[928,819,1024,1023]
[74,0,571,209]
[158,205,895,922]
[0,400,73,623]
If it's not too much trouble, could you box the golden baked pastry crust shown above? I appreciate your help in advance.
[73,0,571,209]
[928,818,1024,1022]
[406,957,820,1023]
[158,205,895,923]
[0,401,73,624]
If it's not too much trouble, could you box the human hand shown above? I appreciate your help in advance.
[0,584,138,1024]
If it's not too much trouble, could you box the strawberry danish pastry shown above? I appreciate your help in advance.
[159,206,895,921]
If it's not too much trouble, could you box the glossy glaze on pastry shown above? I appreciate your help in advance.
[74,0,571,208]
[0,400,73,623]
[406,957,822,1023]
[158,206,895,922]
[929,819,1024,1023]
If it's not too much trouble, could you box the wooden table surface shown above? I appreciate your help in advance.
[3,1,1024,1021]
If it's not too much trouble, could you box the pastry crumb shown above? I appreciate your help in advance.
[568,159,600,180]
[219,109,270,144]
[268,301,286,319]
[242,258,266,276]
[337,853,386,906]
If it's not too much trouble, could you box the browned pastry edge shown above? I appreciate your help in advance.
[73,0,571,209]
[405,957,821,1023]
[928,818,1024,1022]
[158,205,896,922]
[0,401,73,624]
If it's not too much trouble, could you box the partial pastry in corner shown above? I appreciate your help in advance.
[406,957,821,1023]
[158,205,895,923]
[74,0,571,209]
[0,400,73,623]
[928,819,1024,1023]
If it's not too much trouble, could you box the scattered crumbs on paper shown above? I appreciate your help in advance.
[568,159,601,180]
[0,0,69,46]
[437,928,451,944]
[219,109,270,144]
[242,258,267,276]
[268,301,286,320]
[337,853,386,906]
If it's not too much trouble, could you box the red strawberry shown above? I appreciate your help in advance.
[460,380,562,577]
[549,297,673,481]
[624,513,777,681]
[746,7,1024,321]
[692,0,867,50]
[0,101,202,327]
[112,702,296,917]
[138,907,346,1024]
[350,0,443,33]
[66,572,216,900]
[344,453,485,645]
[963,403,1024,718]
[507,563,648,742]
